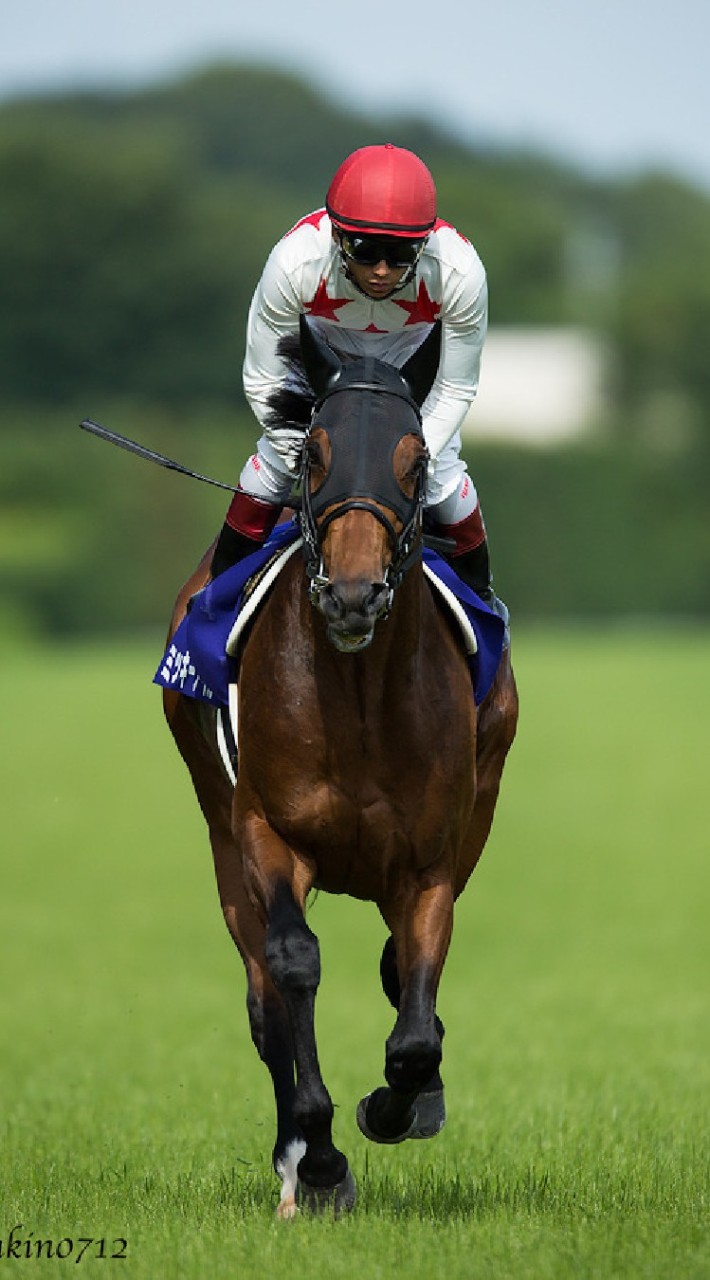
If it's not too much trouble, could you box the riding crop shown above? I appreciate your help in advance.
[79,417,455,552]
[79,418,239,492]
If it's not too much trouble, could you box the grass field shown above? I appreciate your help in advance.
[1,627,708,1278]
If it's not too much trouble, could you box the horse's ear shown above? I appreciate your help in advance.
[299,314,343,399]
[400,321,442,406]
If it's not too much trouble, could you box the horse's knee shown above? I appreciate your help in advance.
[264,884,321,996]
[265,923,320,993]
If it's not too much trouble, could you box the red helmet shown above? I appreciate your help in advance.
[326,144,437,239]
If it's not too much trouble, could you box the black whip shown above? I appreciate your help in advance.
[79,418,238,493]
[79,417,455,551]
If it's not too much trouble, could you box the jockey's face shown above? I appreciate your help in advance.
[334,230,414,299]
[344,255,409,299]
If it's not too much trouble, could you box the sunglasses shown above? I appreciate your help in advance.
[339,232,425,269]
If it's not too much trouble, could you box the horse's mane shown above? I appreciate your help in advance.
[264,334,317,435]
[264,332,412,436]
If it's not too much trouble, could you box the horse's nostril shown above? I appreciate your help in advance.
[320,580,385,623]
[321,584,344,621]
[366,583,390,616]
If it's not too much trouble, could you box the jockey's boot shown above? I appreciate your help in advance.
[210,490,283,578]
[433,507,510,637]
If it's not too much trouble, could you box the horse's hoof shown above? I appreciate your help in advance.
[276,1194,298,1221]
[409,1088,446,1139]
[295,1167,357,1216]
[356,1090,418,1145]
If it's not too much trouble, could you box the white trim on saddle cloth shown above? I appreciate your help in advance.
[225,535,304,659]
[221,536,304,782]
[216,690,239,787]
[423,562,478,656]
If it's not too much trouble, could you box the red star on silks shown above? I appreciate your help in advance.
[304,279,350,323]
[285,208,329,237]
[364,322,387,333]
[432,217,469,244]
[394,280,442,326]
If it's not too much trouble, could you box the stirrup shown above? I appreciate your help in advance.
[479,589,510,649]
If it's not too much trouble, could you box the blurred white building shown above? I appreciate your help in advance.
[464,327,609,445]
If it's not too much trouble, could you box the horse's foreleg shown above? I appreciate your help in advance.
[242,821,355,1214]
[374,935,447,1138]
[243,971,307,1217]
[165,696,304,1211]
[211,836,308,1216]
[216,852,312,1216]
[358,881,453,1144]
[213,866,309,1215]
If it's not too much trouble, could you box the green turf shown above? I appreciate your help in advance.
[1,628,708,1278]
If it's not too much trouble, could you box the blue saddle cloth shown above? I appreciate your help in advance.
[154,520,505,706]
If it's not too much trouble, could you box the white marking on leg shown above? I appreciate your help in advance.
[275,1138,307,1219]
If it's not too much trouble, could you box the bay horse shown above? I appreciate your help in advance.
[162,317,518,1216]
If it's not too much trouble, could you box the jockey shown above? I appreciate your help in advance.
[211,143,505,614]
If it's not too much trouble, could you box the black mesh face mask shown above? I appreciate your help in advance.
[310,377,422,525]
[299,355,427,592]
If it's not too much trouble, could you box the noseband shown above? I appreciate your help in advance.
[298,366,427,612]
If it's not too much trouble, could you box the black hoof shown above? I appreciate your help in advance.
[296,1167,357,1216]
[356,1087,446,1144]
[409,1087,446,1139]
[356,1089,417,1145]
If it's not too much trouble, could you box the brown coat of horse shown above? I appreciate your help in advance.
[162,322,518,1215]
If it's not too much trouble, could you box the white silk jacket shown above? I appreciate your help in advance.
[243,209,488,480]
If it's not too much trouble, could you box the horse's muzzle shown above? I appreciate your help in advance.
[318,579,392,652]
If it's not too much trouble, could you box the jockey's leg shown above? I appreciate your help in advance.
[425,442,508,630]
[210,439,296,577]
[211,489,282,576]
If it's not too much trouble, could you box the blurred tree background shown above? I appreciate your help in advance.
[1,63,709,639]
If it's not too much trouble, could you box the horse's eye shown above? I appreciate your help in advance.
[403,452,427,484]
[306,439,324,468]
[305,437,330,492]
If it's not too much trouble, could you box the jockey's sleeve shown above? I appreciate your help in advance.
[242,242,303,433]
[421,271,488,462]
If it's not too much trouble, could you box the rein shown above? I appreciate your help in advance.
[298,378,427,612]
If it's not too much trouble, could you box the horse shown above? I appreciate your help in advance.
[161,317,518,1217]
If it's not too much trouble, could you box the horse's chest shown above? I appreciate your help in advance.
[269,773,461,899]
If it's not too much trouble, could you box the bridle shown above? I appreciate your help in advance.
[297,373,428,616]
